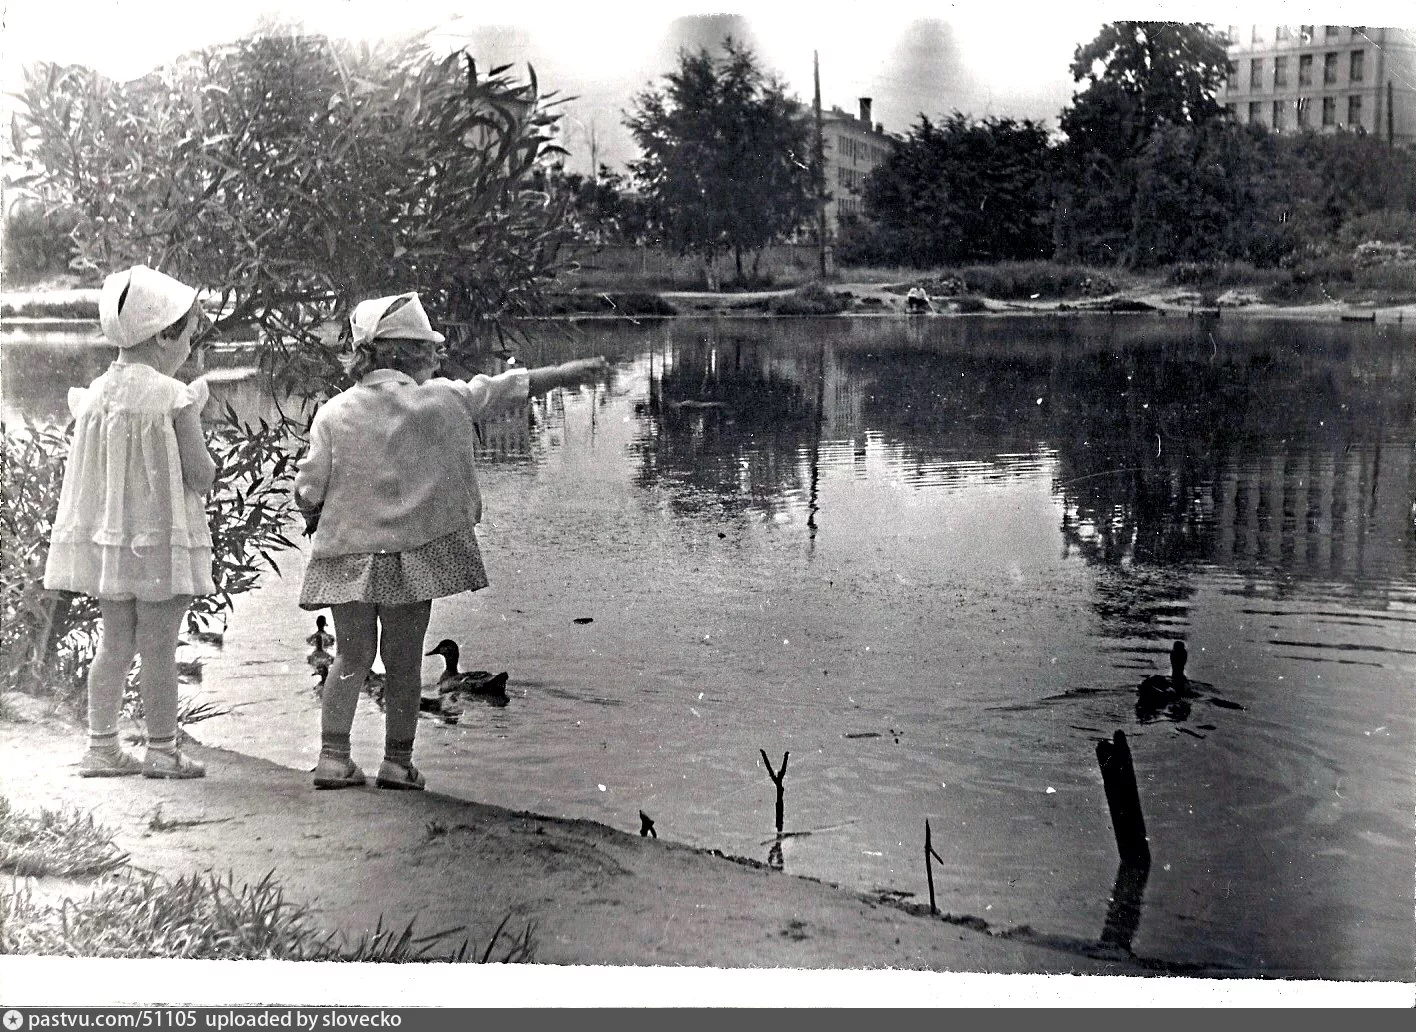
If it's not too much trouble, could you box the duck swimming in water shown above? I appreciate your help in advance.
[306,615,335,651]
[424,639,509,701]
[1137,640,1190,705]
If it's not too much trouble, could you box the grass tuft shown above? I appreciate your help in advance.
[0,797,129,878]
[0,795,535,962]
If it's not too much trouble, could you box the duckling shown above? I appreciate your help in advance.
[306,615,335,651]
[424,639,509,700]
[307,645,333,689]
[1137,640,1190,705]
[365,669,387,708]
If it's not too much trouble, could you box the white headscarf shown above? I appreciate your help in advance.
[98,265,198,348]
[349,292,446,346]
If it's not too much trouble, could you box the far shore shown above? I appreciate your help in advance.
[5,279,1416,331]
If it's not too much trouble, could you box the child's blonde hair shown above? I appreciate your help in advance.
[342,295,442,380]
[344,336,441,381]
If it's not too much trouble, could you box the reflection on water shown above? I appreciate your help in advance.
[5,314,1414,978]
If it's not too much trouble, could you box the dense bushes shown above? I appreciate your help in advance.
[766,283,853,315]
[1,197,79,285]
[841,113,1053,267]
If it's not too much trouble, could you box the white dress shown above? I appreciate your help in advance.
[43,363,215,601]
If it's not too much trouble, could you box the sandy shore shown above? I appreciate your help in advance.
[0,701,1331,1006]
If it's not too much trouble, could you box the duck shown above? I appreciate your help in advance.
[306,644,333,685]
[1136,640,1190,705]
[306,615,335,651]
[424,639,509,701]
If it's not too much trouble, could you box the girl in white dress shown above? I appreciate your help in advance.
[44,265,217,779]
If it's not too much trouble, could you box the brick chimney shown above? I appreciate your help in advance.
[859,97,872,125]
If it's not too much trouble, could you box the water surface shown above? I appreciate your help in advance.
[5,314,1413,978]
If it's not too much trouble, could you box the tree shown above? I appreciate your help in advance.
[1060,21,1229,160]
[1054,22,1230,264]
[16,26,579,390]
[857,112,1053,266]
[541,164,655,245]
[624,37,815,285]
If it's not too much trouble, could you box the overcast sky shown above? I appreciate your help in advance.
[3,1,1410,174]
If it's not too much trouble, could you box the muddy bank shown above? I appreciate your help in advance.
[1,705,1210,1003]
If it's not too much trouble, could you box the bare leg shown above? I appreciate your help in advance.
[376,600,432,750]
[133,596,191,743]
[322,603,378,741]
[88,600,138,739]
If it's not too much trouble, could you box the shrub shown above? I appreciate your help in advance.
[1168,261,1290,289]
[0,424,97,704]
[1337,208,1416,250]
[957,261,1116,299]
[0,298,99,320]
[1,197,80,286]
[536,292,678,317]
[1,410,295,702]
[767,283,853,315]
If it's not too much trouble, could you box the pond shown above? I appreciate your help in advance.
[4,313,1414,978]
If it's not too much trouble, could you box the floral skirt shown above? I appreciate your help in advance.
[298,528,487,610]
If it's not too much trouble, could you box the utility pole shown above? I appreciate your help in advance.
[813,51,828,279]
[1388,80,1395,147]
[590,121,600,181]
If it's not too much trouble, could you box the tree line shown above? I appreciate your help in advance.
[7,21,1416,292]
[610,23,1416,274]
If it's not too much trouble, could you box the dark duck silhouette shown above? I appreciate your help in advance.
[1134,639,1207,722]
[306,615,335,651]
[425,639,509,705]
[1137,640,1190,706]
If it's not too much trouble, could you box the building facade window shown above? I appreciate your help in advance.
[1325,25,1341,39]
[1249,101,1263,124]
[1273,56,1289,88]
[1349,50,1364,82]
[1252,25,1264,44]
[1351,26,1365,38]
[1323,52,1339,84]
[1322,96,1336,126]
[1251,58,1264,89]
[1272,100,1286,130]
[1348,94,1362,126]
[1300,25,1314,43]
[1298,54,1313,85]
[1225,102,1238,119]
[1276,25,1291,42]
[1296,97,1311,127]
[1228,25,1241,43]
[1227,59,1239,85]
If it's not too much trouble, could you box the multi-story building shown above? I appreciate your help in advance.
[820,98,896,235]
[1221,25,1416,146]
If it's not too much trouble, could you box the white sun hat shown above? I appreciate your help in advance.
[349,292,446,346]
[98,265,199,349]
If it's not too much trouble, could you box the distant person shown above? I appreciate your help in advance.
[294,292,607,791]
[905,286,933,314]
[44,265,216,780]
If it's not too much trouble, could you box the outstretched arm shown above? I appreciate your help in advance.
[526,357,609,397]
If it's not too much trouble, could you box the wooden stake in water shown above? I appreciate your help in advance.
[1095,730,1150,867]
[760,749,789,834]
[924,819,946,915]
